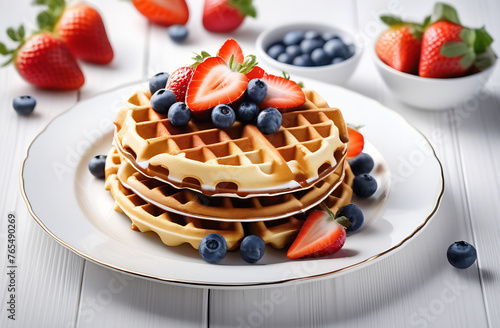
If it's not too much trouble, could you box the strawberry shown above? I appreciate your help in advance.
[203,0,256,33]
[375,16,423,74]
[217,39,244,64]
[35,0,113,64]
[287,205,350,259]
[258,73,306,111]
[245,65,265,80]
[186,53,257,116]
[166,66,194,102]
[346,127,364,159]
[419,3,496,78]
[132,0,189,26]
[1,28,84,90]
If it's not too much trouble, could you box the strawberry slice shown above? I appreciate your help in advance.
[245,65,265,80]
[186,56,249,113]
[217,38,244,64]
[346,127,364,158]
[132,0,189,26]
[287,206,349,259]
[166,66,194,102]
[258,74,306,111]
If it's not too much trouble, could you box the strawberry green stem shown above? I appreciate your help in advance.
[228,0,257,18]
[320,203,351,229]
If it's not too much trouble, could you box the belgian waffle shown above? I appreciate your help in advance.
[113,88,348,197]
[114,147,345,221]
[105,147,354,250]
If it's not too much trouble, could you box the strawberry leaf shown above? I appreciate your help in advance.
[335,216,352,229]
[0,42,9,55]
[422,15,432,29]
[459,49,476,69]
[431,2,461,25]
[380,15,403,27]
[473,27,494,53]
[475,47,497,69]
[440,42,469,57]
[7,28,18,42]
[228,0,257,18]
[17,25,25,41]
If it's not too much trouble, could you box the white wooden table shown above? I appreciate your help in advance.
[1,0,499,327]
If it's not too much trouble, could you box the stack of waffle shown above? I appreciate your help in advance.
[104,88,353,251]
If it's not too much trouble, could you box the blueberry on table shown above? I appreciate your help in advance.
[149,72,170,95]
[13,95,36,115]
[352,173,377,198]
[300,38,324,54]
[199,233,227,264]
[237,102,259,123]
[257,107,282,135]
[212,104,236,129]
[168,24,188,43]
[311,48,331,66]
[285,45,302,58]
[240,235,266,263]
[88,155,107,179]
[348,152,375,176]
[246,78,268,103]
[337,203,364,232]
[267,43,286,59]
[151,88,177,114]
[283,30,305,46]
[168,102,191,126]
[324,38,349,59]
[293,53,314,67]
[447,241,477,269]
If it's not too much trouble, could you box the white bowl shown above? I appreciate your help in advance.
[372,44,497,110]
[256,22,363,85]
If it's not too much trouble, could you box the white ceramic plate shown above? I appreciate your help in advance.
[21,80,444,288]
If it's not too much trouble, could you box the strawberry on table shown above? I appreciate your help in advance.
[287,205,351,259]
[419,3,496,78]
[375,16,423,74]
[203,0,256,33]
[132,0,189,26]
[258,73,306,111]
[0,28,84,90]
[36,0,114,64]
[346,127,364,159]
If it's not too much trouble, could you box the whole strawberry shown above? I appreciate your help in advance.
[203,0,256,33]
[0,27,84,90]
[375,16,423,74]
[36,0,114,64]
[419,3,496,78]
[132,0,189,26]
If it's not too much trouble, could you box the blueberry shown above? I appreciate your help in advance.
[267,42,286,59]
[13,96,36,115]
[300,38,324,54]
[447,241,477,269]
[246,79,268,103]
[88,155,107,179]
[211,104,236,129]
[168,24,188,43]
[150,89,177,114]
[337,204,364,232]
[347,44,356,58]
[352,173,377,198]
[277,52,293,64]
[149,72,170,95]
[285,45,302,58]
[283,30,305,46]
[237,102,259,123]
[331,57,345,65]
[257,107,282,135]
[168,102,191,126]
[304,30,322,40]
[324,39,349,59]
[199,233,227,264]
[321,32,340,42]
[293,54,314,67]
[310,48,331,66]
[240,235,266,263]
[348,153,375,176]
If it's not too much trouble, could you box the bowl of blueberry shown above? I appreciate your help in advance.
[256,22,362,85]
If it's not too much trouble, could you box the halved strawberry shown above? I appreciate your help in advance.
[186,56,249,115]
[258,73,306,111]
[346,127,364,158]
[166,66,194,102]
[287,206,349,259]
[217,38,244,64]
[132,0,189,26]
[245,65,265,80]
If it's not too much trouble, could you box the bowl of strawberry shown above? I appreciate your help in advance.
[373,2,497,110]
[256,22,363,85]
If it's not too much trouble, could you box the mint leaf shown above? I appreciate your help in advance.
[380,15,403,26]
[440,42,469,57]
